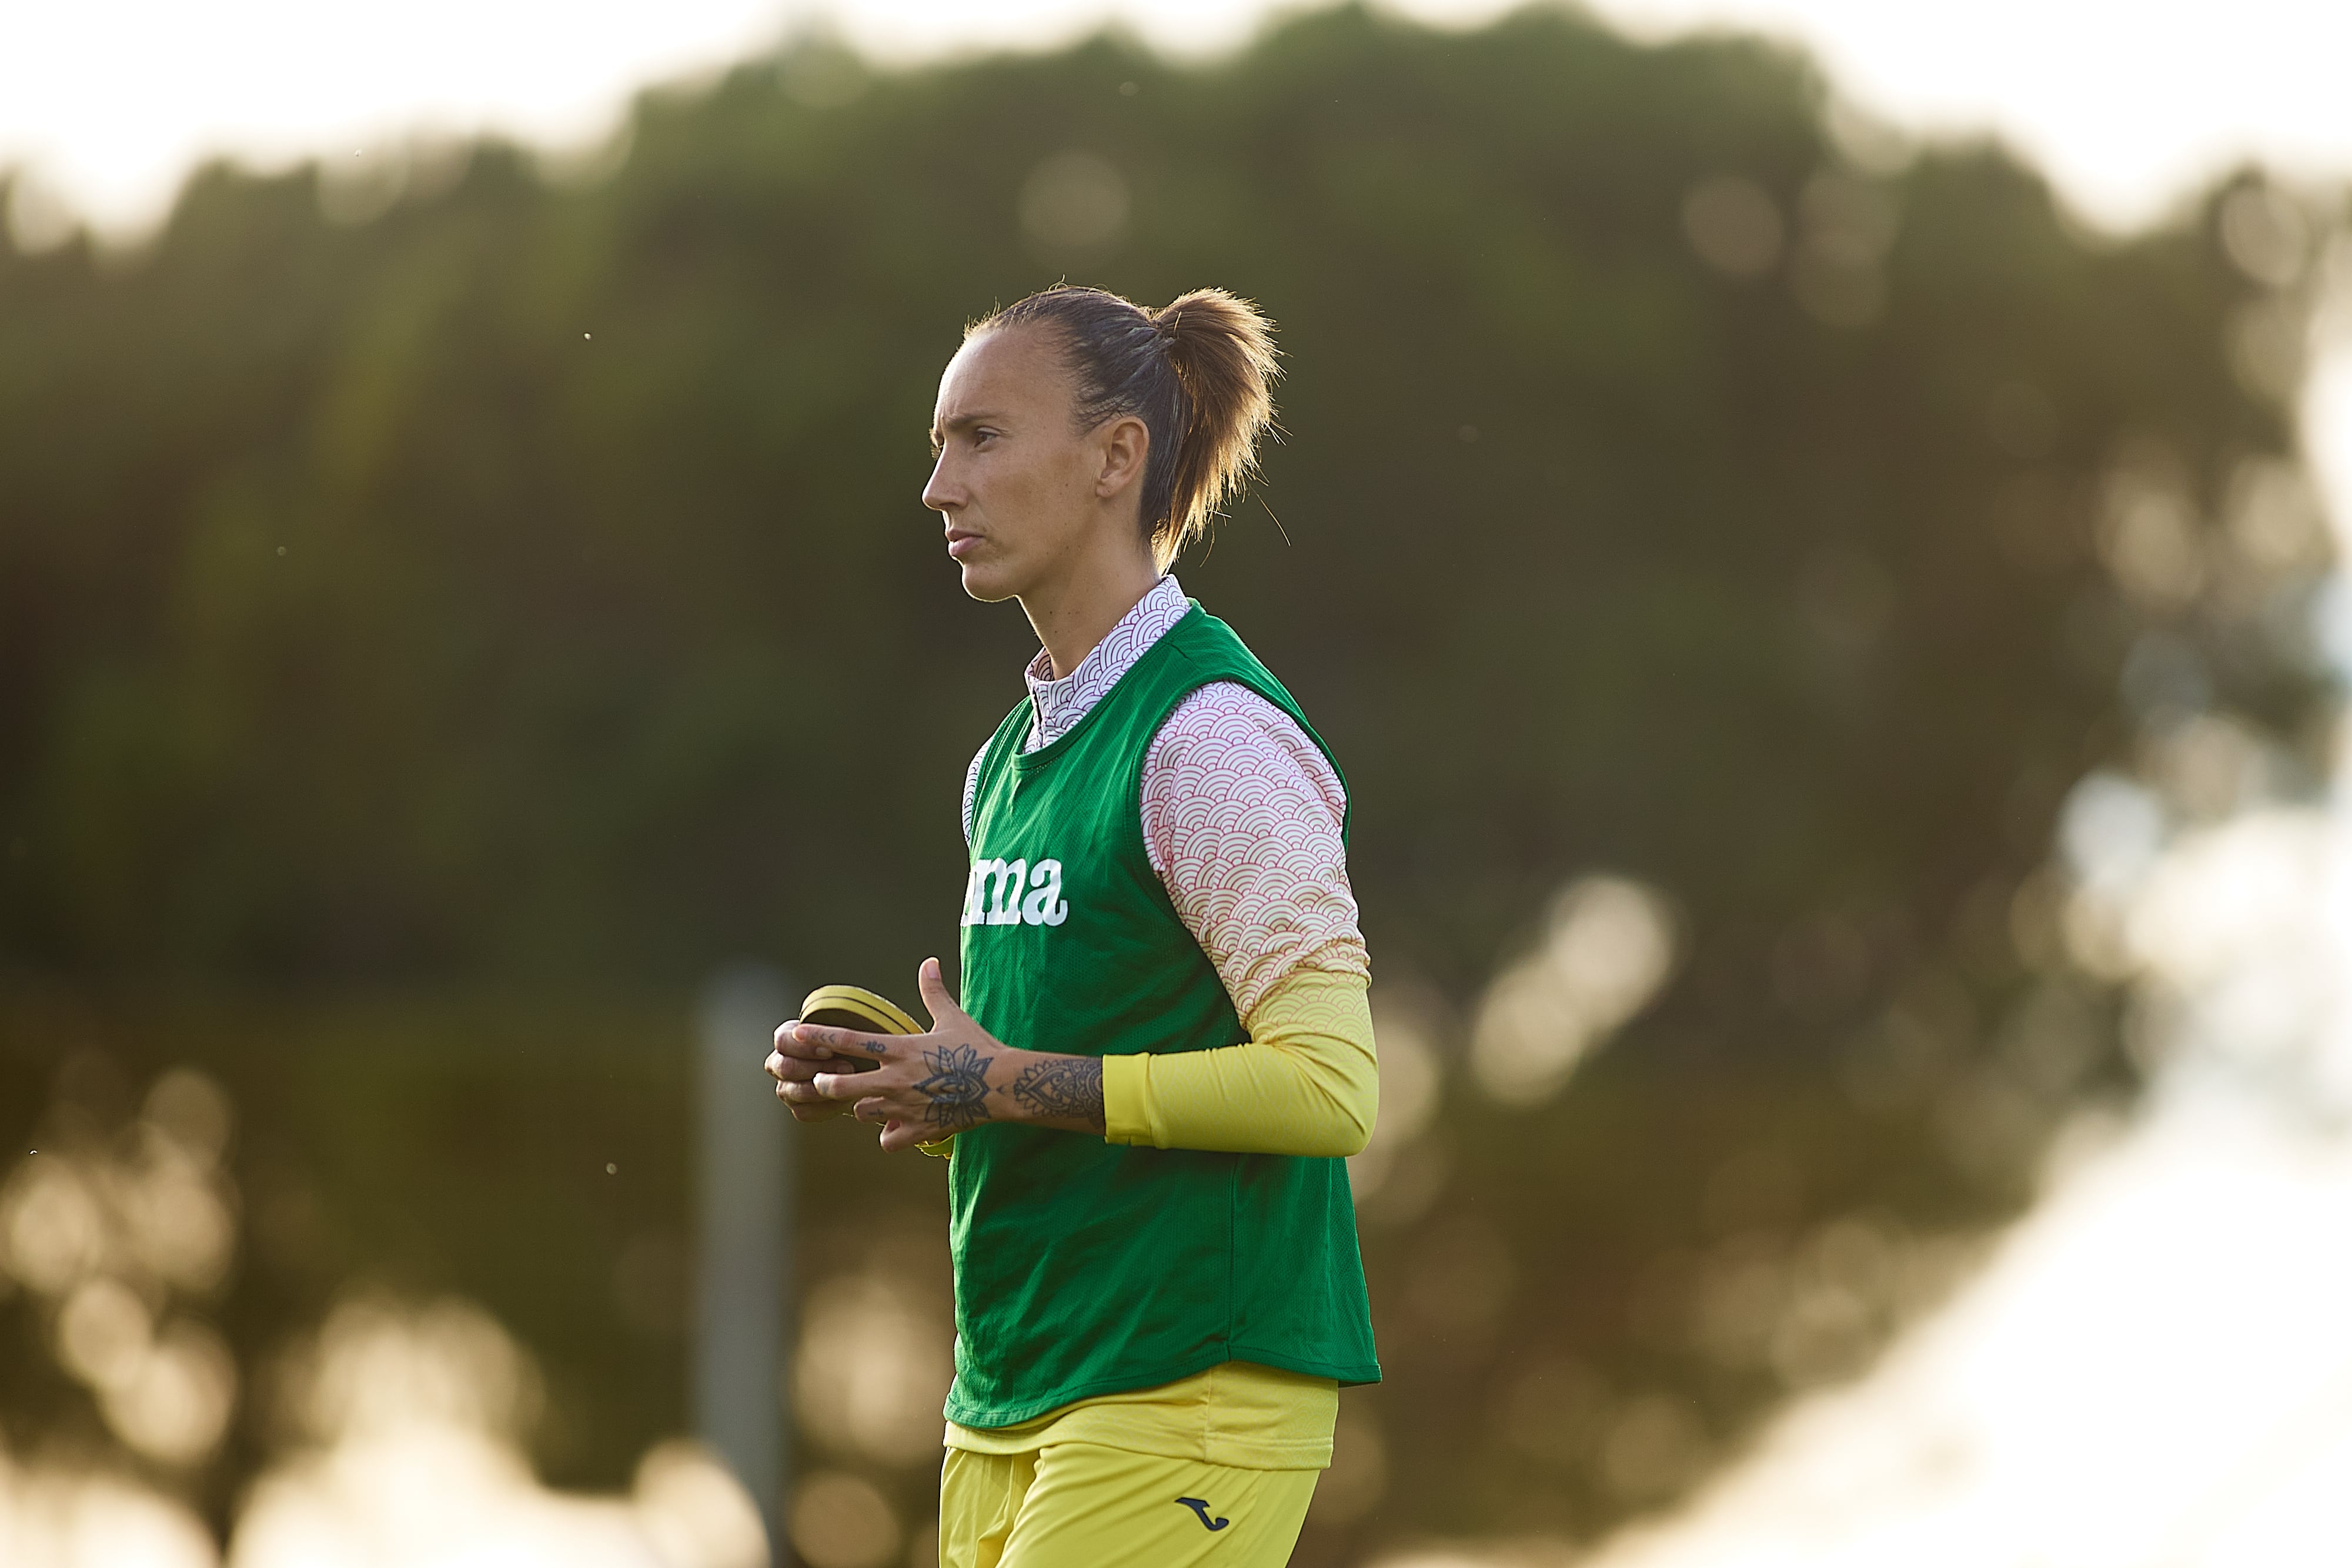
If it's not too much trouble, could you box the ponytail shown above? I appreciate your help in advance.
[974,285,1279,570]
[1151,291,1279,569]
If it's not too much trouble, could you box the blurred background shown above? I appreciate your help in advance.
[3,2,2348,1565]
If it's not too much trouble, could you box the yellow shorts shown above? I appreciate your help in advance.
[938,1443,1321,1568]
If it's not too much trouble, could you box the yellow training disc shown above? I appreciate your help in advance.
[799,983,923,1038]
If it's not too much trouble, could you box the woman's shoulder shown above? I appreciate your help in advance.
[1145,681,1344,815]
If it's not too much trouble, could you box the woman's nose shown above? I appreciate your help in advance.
[921,455,958,513]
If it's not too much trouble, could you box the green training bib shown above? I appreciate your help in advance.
[946,603,1381,1426]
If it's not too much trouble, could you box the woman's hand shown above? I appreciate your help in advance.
[765,1028,858,1124]
[766,957,1104,1151]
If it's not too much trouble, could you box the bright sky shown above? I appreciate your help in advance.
[16,0,2345,569]
[2,0,2350,239]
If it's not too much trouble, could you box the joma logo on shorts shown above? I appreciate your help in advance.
[960,857,1070,928]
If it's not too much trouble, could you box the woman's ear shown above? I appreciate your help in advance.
[1095,414,1151,500]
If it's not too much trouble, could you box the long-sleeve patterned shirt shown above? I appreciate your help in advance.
[963,575,1370,1013]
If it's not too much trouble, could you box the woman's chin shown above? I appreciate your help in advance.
[956,559,1021,604]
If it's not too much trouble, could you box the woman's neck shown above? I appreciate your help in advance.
[1020,543,1160,679]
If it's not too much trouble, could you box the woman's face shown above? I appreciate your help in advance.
[923,325,1124,603]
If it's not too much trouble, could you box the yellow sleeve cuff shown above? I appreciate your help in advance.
[1103,1053,1152,1146]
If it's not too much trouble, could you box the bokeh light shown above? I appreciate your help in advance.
[794,1272,955,1466]
[1471,877,1680,1106]
[787,1470,901,1568]
[230,1295,767,1568]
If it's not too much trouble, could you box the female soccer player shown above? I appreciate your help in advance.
[767,285,1380,1567]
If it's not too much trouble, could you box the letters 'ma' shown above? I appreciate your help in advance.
[962,857,1068,928]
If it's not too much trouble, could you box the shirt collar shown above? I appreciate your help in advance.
[1023,576,1191,750]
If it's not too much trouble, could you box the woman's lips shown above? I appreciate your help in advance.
[946,533,982,559]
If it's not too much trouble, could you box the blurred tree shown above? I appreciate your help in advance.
[0,3,2335,1560]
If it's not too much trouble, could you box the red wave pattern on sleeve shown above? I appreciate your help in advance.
[1142,682,1371,1018]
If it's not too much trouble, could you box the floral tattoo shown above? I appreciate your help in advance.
[914,1042,993,1132]
[1010,1055,1104,1126]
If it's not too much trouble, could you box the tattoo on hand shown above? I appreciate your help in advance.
[1010,1056,1104,1125]
[914,1042,993,1132]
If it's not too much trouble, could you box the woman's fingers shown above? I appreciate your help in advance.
[775,1076,850,1118]
[772,1011,940,1139]
[769,1047,841,1081]
[771,1016,919,1127]
[851,1094,899,1125]
[916,957,964,1027]
[773,1021,895,1061]
[813,1068,903,1101]
[771,1025,835,1061]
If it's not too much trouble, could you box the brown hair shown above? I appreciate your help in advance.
[973,285,1278,570]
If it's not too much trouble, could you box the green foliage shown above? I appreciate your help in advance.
[0,3,2331,1557]
[0,8,2317,993]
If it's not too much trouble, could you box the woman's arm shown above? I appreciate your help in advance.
[1141,681,1370,1012]
[1103,681,1379,1156]
[770,958,1108,1152]
[1102,967,1376,1156]
[774,684,1381,1157]
[773,961,1379,1157]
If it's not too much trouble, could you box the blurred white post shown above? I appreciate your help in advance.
[697,964,794,1564]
